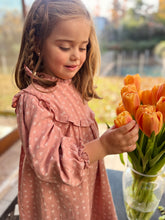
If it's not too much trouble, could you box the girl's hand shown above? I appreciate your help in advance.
[83,120,139,164]
[100,120,139,155]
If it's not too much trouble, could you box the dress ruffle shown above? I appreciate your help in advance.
[12,83,97,186]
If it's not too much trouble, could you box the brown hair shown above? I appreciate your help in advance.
[15,0,101,100]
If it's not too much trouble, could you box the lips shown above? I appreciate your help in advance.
[65,65,78,71]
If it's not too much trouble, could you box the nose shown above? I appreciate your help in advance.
[70,49,80,61]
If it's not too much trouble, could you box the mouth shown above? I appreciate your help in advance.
[65,65,78,71]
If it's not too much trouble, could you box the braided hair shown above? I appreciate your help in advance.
[15,0,100,100]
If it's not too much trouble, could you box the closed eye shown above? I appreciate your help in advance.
[59,47,70,51]
[79,48,87,51]
[59,46,87,52]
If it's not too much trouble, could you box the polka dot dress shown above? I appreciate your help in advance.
[12,78,117,220]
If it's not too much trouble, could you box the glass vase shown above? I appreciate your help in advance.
[122,162,165,220]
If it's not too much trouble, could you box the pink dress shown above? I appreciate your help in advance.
[12,77,117,220]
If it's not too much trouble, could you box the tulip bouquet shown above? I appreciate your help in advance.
[114,74,165,220]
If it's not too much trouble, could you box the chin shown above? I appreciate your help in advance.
[63,74,77,80]
[58,76,73,80]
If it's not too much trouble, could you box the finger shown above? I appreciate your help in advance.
[122,130,138,147]
[110,125,116,129]
[126,136,138,146]
[128,122,139,133]
[118,120,136,134]
[128,124,139,138]
[125,144,137,152]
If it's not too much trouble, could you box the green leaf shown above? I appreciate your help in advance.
[138,129,148,154]
[119,153,125,165]
[136,142,144,160]
[128,150,142,172]
[149,149,165,167]
[157,141,165,154]
[157,124,165,147]
[147,154,165,175]
[138,129,144,148]
[142,132,156,172]
[105,122,110,129]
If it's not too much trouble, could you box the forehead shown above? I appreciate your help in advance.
[48,18,91,43]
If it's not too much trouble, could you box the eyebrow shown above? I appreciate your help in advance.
[55,39,89,44]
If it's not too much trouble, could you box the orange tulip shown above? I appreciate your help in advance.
[114,111,133,128]
[116,102,126,115]
[138,90,142,101]
[124,74,141,91]
[121,91,140,116]
[135,105,156,122]
[135,105,163,137]
[151,84,160,105]
[141,89,152,105]
[121,84,137,96]
[156,96,165,122]
[156,83,165,102]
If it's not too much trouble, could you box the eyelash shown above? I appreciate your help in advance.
[80,48,87,51]
[60,47,70,51]
[59,47,87,51]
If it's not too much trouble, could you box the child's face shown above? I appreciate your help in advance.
[42,18,91,79]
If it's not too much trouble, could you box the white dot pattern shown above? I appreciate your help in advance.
[12,80,117,220]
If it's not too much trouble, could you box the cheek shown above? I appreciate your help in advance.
[53,52,68,65]
[43,45,67,66]
[81,53,87,64]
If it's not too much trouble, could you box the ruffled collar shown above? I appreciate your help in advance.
[24,65,72,84]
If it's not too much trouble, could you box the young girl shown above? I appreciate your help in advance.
[12,0,139,219]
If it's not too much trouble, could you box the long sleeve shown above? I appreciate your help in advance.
[12,81,117,220]
[15,93,89,186]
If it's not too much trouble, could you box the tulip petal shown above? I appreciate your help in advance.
[156,96,165,122]
[122,92,140,116]
[124,74,141,91]
[114,111,133,128]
